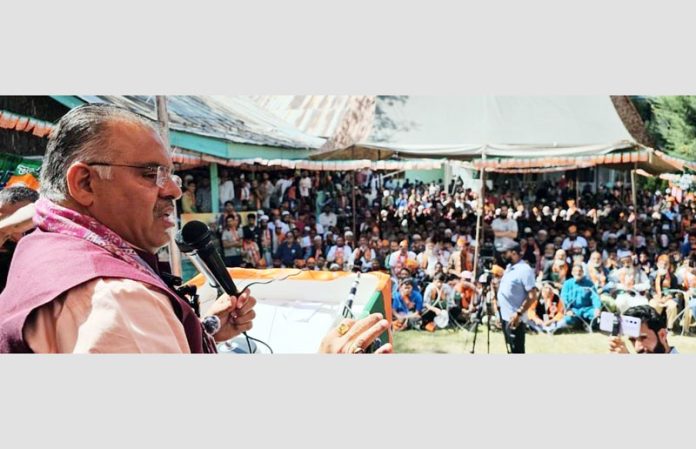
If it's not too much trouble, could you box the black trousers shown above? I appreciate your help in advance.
[501,319,526,354]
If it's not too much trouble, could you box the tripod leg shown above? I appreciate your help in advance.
[486,307,491,354]
[469,320,479,354]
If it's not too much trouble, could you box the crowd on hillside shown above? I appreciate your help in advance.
[178,167,696,335]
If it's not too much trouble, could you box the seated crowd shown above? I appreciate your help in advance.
[178,167,696,335]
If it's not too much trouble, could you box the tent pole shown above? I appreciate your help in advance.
[352,148,357,237]
[575,167,580,206]
[472,150,486,281]
[631,162,638,252]
[156,96,182,278]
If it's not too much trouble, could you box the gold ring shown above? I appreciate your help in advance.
[351,345,364,354]
[337,323,350,336]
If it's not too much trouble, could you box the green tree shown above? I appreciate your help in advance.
[643,96,696,159]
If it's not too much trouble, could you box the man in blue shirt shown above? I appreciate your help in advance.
[274,231,302,268]
[392,278,424,330]
[680,230,696,258]
[497,242,538,353]
[546,264,601,334]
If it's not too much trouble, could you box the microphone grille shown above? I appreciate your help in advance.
[181,220,211,246]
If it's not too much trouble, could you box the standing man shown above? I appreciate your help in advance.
[195,177,212,213]
[491,204,518,265]
[241,213,261,246]
[218,170,235,210]
[0,104,391,355]
[497,242,538,353]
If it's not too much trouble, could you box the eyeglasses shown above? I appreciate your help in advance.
[85,162,182,188]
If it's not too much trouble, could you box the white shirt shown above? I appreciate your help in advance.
[299,177,312,197]
[561,236,588,251]
[219,180,235,204]
[319,212,337,229]
[269,220,290,236]
[388,250,416,271]
[327,244,353,264]
[276,179,293,199]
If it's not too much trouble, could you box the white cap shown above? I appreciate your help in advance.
[617,249,632,259]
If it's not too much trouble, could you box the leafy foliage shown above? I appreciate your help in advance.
[641,96,696,159]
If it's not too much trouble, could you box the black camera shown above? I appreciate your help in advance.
[480,241,495,259]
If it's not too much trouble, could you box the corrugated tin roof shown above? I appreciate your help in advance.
[77,95,326,150]
[245,96,376,144]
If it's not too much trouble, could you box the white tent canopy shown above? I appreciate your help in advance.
[314,96,637,160]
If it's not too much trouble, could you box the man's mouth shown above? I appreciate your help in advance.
[156,205,176,226]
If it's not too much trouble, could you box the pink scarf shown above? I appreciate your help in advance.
[33,198,164,284]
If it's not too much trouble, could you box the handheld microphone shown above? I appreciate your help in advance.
[175,220,240,296]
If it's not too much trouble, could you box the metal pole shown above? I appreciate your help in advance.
[472,150,486,281]
[575,167,580,207]
[631,162,638,252]
[156,96,182,277]
[351,148,357,237]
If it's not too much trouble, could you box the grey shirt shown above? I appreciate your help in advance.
[497,260,536,321]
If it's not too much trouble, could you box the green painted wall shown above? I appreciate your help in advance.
[404,168,445,185]
[51,96,86,109]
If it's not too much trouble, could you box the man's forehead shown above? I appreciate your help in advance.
[105,119,171,165]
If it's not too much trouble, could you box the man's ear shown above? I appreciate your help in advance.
[658,327,669,345]
[65,163,96,207]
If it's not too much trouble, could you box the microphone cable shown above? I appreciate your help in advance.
[234,269,305,354]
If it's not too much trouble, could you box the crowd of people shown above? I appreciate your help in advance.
[0,104,392,354]
[2,103,690,355]
[179,166,696,339]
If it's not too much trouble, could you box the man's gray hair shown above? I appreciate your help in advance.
[39,103,156,202]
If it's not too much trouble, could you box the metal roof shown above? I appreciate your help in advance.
[245,96,375,144]
[77,95,326,150]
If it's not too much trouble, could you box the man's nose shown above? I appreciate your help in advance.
[161,176,183,200]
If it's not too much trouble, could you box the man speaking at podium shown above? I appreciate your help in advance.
[0,104,391,354]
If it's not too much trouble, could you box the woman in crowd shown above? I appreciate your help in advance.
[221,214,243,267]
[181,180,198,214]
[527,282,565,334]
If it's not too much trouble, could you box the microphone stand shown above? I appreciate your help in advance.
[342,272,361,318]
